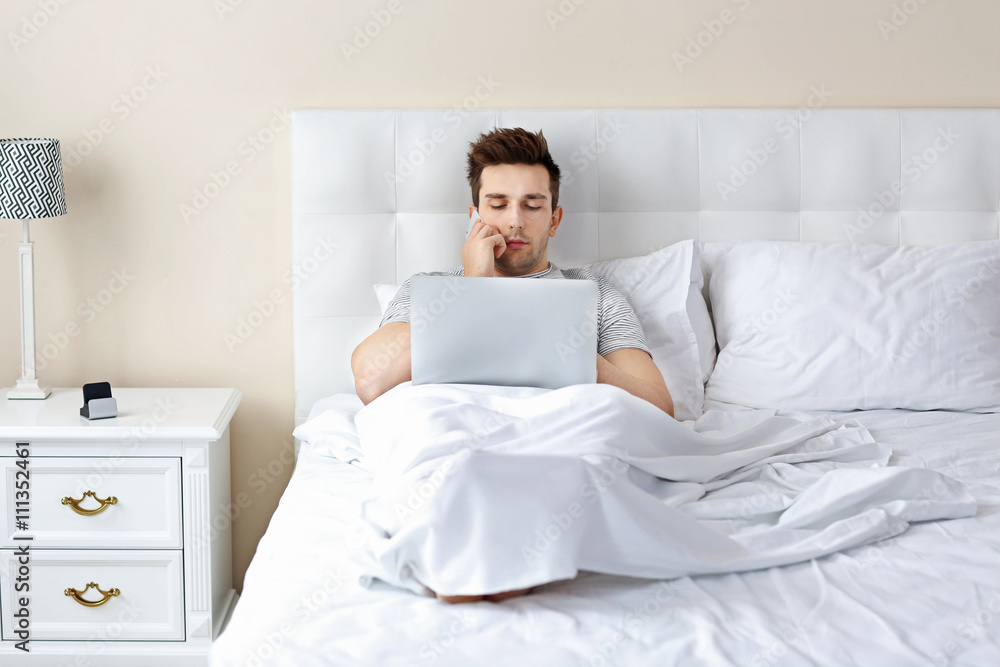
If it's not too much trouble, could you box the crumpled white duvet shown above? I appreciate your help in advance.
[322,381,977,598]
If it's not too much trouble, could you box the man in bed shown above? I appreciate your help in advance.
[353,127,672,415]
[350,127,673,601]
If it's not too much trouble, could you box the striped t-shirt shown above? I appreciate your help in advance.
[379,263,650,358]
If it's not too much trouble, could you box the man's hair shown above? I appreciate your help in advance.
[466,127,561,209]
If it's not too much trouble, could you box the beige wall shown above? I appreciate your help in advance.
[1,0,997,592]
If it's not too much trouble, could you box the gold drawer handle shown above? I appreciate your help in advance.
[65,582,121,607]
[61,491,118,516]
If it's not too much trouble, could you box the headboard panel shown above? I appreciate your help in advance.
[291,108,1000,423]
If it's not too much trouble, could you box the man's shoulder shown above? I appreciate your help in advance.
[559,266,600,282]
[404,266,464,283]
[560,267,634,304]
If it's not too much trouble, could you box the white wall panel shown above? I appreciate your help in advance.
[699,110,800,211]
[899,212,1000,245]
[395,110,497,213]
[801,110,900,212]
[396,213,468,279]
[598,213,701,260]
[292,213,395,318]
[800,211,900,245]
[291,110,396,214]
[899,110,1000,211]
[699,211,800,242]
[294,316,380,422]
[598,110,700,212]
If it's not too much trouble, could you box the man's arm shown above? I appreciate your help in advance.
[351,322,411,405]
[597,348,674,417]
[352,219,500,406]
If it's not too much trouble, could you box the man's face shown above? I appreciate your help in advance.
[474,163,562,276]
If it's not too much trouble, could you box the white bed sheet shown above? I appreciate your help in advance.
[211,406,1000,667]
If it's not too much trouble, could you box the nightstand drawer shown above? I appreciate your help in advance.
[0,549,184,641]
[1,457,181,548]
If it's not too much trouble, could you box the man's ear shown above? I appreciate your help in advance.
[548,205,563,237]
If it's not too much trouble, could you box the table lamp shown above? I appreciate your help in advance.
[1,138,67,399]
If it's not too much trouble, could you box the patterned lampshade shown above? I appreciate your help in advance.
[0,138,67,219]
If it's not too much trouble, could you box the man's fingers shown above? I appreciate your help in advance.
[494,237,506,258]
[474,220,501,238]
[489,228,506,257]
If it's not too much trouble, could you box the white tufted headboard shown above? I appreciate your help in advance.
[290,108,1000,424]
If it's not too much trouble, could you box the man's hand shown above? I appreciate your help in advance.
[462,219,506,277]
[597,349,674,417]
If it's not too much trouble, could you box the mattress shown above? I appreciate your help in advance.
[211,406,1000,667]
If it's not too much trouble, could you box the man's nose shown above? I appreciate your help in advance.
[507,208,525,229]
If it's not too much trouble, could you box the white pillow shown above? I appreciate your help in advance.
[581,240,715,420]
[705,240,1000,412]
[373,241,717,421]
[374,283,401,315]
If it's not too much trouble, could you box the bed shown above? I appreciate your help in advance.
[211,109,1000,666]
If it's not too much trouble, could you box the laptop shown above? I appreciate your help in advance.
[409,275,598,389]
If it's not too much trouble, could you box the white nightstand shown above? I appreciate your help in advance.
[0,387,241,666]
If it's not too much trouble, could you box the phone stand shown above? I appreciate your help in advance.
[80,382,118,420]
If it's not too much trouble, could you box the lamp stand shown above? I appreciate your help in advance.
[7,220,49,399]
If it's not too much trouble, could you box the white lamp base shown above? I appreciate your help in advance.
[9,225,50,401]
[7,378,51,400]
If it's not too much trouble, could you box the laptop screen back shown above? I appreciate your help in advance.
[410,275,598,389]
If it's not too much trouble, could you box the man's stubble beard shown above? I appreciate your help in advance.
[495,235,549,276]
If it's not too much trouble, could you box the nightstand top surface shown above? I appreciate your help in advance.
[0,387,241,441]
